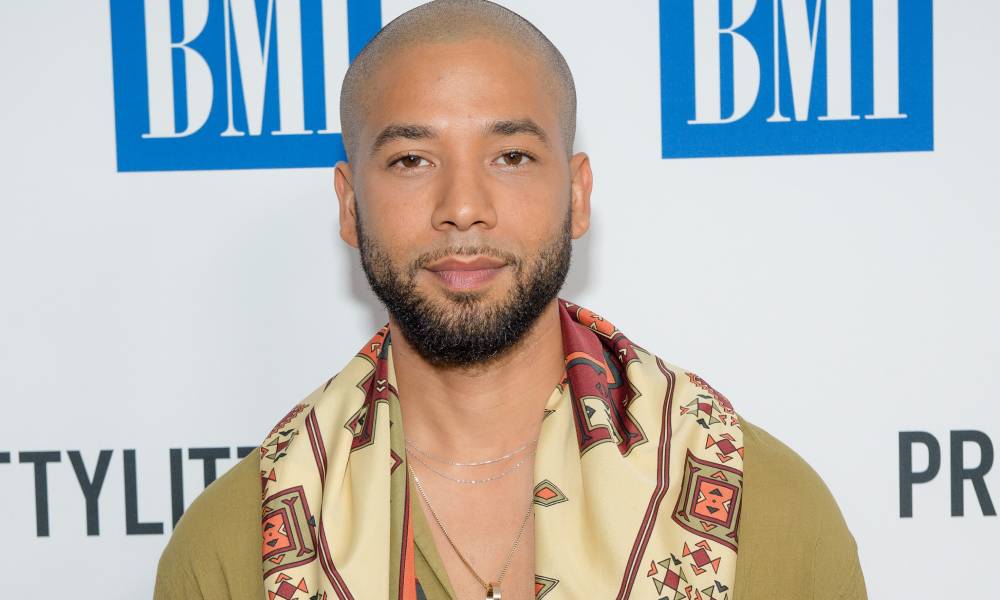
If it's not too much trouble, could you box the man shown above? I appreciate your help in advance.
[154,1,867,599]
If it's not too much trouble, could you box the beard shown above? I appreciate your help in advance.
[355,206,572,368]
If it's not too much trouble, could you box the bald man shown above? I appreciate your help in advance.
[154,2,867,599]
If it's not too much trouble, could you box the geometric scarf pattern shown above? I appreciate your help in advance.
[259,299,743,599]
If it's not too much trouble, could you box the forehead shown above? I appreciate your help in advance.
[359,37,561,146]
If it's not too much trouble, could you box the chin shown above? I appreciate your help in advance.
[422,276,514,306]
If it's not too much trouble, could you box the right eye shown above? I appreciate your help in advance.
[390,154,431,170]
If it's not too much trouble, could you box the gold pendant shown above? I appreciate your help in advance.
[486,582,501,600]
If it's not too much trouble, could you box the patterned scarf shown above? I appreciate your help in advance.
[259,300,744,599]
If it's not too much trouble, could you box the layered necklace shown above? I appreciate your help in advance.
[404,438,538,600]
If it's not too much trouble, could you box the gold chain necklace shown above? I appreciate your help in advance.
[407,461,533,600]
[407,446,535,485]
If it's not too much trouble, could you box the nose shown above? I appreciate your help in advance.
[431,160,497,232]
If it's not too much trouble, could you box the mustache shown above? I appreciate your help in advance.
[409,245,521,274]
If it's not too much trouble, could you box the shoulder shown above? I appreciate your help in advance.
[735,416,867,599]
[642,356,867,599]
[153,451,262,600]
[740,417,838,511]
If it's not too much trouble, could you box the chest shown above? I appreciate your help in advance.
[411,468,537,600]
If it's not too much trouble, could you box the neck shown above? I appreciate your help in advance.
[390,299,564,459]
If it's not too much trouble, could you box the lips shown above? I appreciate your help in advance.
[424,255,510,291]
[425,256,508,272]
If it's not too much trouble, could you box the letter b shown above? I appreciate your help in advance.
[142,0,214,138]
[689,0,761,124]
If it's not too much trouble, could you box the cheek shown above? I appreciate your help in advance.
[495,177,569,239]
[360,176,435,247]
[365,175,431,217]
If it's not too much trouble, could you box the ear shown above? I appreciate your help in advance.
[568,152,593,239]
[334,161,359,248]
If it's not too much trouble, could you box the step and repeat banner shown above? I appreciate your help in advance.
[1,1,996,598]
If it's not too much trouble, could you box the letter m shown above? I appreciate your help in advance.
[767,0,856,122]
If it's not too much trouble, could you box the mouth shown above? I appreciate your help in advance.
[423,255,511,291]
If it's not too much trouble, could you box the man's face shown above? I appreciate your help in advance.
[335,36,591,367]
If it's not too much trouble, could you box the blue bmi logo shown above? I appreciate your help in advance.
[109,0,381,172]
[659,0,934,158]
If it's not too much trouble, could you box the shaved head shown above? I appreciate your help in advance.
[339,0,577,161]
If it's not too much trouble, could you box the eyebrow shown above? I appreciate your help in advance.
[368,118,551,157]
[488,118,550,147]
[370,123,436,156]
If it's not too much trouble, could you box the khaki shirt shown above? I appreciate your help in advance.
[154,417,867,599]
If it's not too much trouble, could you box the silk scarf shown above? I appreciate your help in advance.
[259,300,744,599]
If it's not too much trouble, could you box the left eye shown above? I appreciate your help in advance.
[393,155,429,169]
[497,151,532,167]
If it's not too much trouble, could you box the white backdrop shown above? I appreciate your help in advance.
[1,1,997,598]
